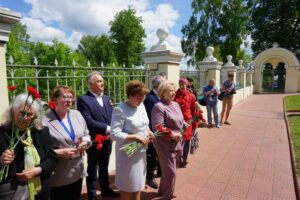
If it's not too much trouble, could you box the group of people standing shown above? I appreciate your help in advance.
[203,73,236,128]
[110,74,203,200]
[0,70,235,200]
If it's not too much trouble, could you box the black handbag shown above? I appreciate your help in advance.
[198,97,206,106]
[218,92,224,101]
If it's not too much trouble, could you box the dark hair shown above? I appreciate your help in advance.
[126,80,148,97]
[51,85,75,101]
[228,74,234,77]
[186,77,193,82]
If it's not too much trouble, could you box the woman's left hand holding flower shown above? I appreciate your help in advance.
[16,167,42,181]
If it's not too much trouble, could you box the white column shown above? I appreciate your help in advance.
[0,9,21,116]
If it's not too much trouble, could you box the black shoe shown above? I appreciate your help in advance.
[101,189,120,197]
[179,160,188,168]
[146,179,158,189]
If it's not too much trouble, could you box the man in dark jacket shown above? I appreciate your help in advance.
[77,72,119,200]
[143,74,166,189]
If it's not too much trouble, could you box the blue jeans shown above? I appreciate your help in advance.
[206,102,219,125]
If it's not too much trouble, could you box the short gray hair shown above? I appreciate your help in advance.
[1,93,44,130]
[152,75,165,89]
[87,71,102,84]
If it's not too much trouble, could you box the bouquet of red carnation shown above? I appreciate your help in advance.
[154,125,172,138]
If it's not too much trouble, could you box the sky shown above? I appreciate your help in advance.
[0,0,194,53]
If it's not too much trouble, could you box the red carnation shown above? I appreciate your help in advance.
[33,92,41,99]
[48,101,56,110]
[94,134,108,150]
[27,86,38,96]
[7,85,17,91]
[155,125,172,138]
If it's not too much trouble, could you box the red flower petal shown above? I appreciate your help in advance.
[48,101,56,110]
[33,92,41,99]
[27,86,38,95]
[7,85,17,91]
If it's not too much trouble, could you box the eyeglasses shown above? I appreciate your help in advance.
[60,93,74,100]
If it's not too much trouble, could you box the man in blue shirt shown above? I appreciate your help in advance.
[203,79,220,128]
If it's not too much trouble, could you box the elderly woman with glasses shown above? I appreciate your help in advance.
[43,85,90,200]
[0,93,57,200]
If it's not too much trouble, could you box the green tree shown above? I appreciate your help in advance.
[30,39,82,65]
[6,23,32,64]
[109,8,146,67]
[77,34,116,66]
[249,0,300,59]
[181,0,250,65]
[218,0,250,62]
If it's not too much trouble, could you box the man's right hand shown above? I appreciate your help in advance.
[0,149,15,165]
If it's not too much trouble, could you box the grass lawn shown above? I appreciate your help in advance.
[284,95,300,111]
[284,94,300,176]
[287,116,300,176]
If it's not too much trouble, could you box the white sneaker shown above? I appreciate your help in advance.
[216,124,220,128]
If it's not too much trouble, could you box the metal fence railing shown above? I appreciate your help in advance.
[7,64,157,106]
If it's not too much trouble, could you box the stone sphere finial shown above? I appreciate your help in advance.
[203,46,217,62]
[227,55,233,63]
[206,46,214,56]
[224,55,234,67]
[272,42,279,48]
[157,28,168,42]
[238,60,243,66]
[150,28,170,51]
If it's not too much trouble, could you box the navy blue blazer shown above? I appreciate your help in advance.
[143,89,160,131]
[77,91,113,139]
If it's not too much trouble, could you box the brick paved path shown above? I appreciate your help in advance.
[142,94,297,200]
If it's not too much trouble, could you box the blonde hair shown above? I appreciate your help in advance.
[157,81,177,99]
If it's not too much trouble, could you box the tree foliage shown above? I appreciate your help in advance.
[77,34,116,66]
[181,0,251,65]
[6,23,32,64]
[249,0,300,59]
[30,39,83,66]
[109,8,146,67]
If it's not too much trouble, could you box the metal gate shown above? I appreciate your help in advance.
[262,63,286,92]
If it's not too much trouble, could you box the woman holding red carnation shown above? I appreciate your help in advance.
[110,80,151,200]
[43,86,90,200]
[174,78,198,168]
[0,93,57,200]
[151,81,185,200]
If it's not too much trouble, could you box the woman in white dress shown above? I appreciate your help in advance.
[110,80,152,200]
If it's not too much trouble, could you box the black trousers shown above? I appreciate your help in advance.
[50,178,82,200]
[86,142,112,200]
[146,143,160,180]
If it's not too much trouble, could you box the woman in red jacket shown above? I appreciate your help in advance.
[174,78,197,167]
